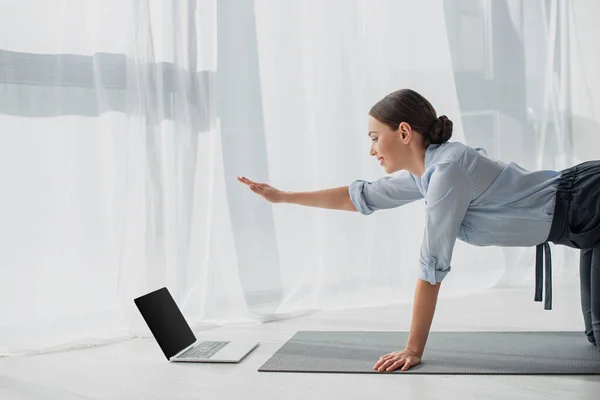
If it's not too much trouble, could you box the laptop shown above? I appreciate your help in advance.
[134,287,259,363]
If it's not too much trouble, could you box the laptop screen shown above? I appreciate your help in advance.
[134,287,196,360]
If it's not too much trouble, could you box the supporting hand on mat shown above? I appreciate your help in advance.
[237,176,286,203]
[373,347,422,372]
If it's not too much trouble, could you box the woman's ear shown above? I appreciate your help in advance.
[399,122,412,142]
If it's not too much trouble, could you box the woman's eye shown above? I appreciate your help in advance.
[371,138,378,142]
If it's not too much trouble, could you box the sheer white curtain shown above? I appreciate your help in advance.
[0,0,224,354]
[570,0,600,161]
[1,0,596,356]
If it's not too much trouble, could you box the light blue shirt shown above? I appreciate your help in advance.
[348,141,561,286]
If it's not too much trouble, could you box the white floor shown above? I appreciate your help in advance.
[2,277,600,400]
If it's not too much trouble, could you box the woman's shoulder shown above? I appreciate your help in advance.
[426,141,475,166]
[424,141,490,181]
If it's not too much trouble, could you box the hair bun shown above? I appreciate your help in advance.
[429,115,453,144]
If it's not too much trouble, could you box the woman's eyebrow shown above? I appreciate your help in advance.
[368,131,377,137]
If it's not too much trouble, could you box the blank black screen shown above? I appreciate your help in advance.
[134,287,196,360]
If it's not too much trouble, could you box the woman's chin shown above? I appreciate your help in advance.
[384,165,401,174]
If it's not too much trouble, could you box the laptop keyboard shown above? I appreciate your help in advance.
[180,341,230,359]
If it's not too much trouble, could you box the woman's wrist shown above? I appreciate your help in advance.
[280,191,293,204]
[405,345,423,358]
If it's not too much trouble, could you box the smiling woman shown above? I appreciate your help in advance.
[239,87,600,372]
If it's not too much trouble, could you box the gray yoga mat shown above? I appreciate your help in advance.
[258,331,600,374]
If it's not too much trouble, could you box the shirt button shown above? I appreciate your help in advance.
[428,257,436,266]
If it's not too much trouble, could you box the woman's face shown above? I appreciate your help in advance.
[368,115,411,174]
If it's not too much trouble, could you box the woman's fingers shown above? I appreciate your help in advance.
[237,176,265,188]
[237,176,282,203]
[373,354,392,369]
[374,356,413,372]
[380,360,395,371]
[377,359,397,372]
[238,177,256,188]
[374,356,388,368]
[387,360,406,372]
[237,176,252,185]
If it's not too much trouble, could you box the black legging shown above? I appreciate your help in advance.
[580,247,600,346]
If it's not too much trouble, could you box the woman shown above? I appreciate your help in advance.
[237,88,600,372]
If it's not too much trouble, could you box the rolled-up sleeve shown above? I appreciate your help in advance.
[418,163,474,285]
[348,171,424,215]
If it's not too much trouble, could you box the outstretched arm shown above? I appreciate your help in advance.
[238,170,424,213]
[238,177,357,211]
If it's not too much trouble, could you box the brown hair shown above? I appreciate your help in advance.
[369,89,453,146]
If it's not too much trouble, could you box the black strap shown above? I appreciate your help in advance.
[534,242,552,310]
